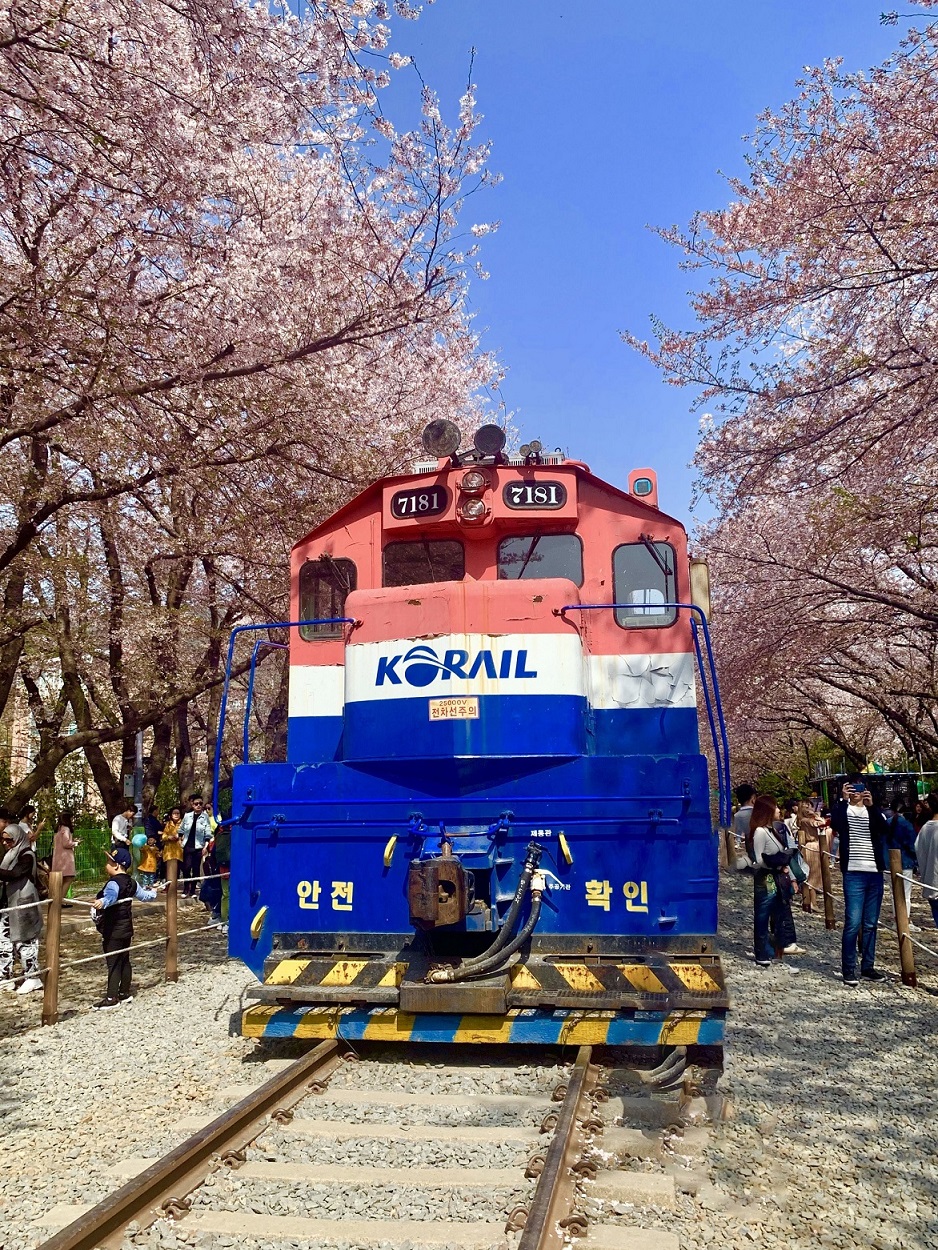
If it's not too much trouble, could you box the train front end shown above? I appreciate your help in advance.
[228,423,730,1050]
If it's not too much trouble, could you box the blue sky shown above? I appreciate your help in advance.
[384,2,904,526]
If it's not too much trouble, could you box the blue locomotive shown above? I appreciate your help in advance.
[216,422,730,1046]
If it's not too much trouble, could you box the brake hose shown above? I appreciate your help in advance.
[428,861,546,984]
[443,842,542,972]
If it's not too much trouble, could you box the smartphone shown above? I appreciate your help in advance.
[853,782,866,793]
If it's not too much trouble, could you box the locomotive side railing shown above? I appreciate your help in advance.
[212,618,355,818]
[556,602,732,827]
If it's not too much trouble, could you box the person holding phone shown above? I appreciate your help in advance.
[830,776,889,986]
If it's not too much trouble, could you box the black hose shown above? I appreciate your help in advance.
[453,842,541,970]
[449,893,543,981]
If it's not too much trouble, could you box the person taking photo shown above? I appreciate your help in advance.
[831,777,889,987]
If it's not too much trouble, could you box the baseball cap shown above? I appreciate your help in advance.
[107,847,132,870]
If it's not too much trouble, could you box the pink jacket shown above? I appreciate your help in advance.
[51,825,76,876]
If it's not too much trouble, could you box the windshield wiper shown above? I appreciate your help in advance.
[639,533,672,579]
[516,535,542,580]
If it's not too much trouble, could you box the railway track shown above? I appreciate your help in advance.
[39,1042,718,1250]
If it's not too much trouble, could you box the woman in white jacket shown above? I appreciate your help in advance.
[915,794,938,928]
[749,795,801,969]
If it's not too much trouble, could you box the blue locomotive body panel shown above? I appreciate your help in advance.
[228,751,717,977]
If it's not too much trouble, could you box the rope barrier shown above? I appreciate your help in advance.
[0,870,227,918]
[791,874,938,959]
[733,837,938,970]
[176,870,227,885]
[0,897,51,916]
[35,920,224,976]
[902,931,938,959]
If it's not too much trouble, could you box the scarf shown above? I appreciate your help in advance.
[0,822,31,872]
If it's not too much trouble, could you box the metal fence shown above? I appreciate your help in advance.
[36,822,111,887]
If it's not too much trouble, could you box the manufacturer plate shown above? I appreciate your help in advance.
[429,697,480,721]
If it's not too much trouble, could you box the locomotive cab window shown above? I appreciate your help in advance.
[498,534,583,585]
[383,540,465,588]
[613,541,677,628]
[299,556,357,639]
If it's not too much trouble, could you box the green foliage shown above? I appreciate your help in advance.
[153,768,180,819]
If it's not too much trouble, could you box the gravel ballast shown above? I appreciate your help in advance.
[592,870,938,1250]
[0,871,935,1249]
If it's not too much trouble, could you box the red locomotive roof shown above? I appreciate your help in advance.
[290,459,683,553]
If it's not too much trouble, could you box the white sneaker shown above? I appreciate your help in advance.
[0,979,16,992]
[785,965,801,975]
[908,922,921,932]
[16,977,43,994]
[783,943,806,955]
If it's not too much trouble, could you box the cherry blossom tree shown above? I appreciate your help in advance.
[628,8,938,770]
[0,0,500,812]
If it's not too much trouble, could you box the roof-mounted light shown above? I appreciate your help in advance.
[422,419,461,458]
[473,424,506,458]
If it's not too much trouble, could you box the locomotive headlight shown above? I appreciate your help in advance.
[458,496,488,524]
[460,469,488,496]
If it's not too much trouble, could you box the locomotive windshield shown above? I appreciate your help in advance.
[383,539,465,587]
[298,556,356,638]
[497,534,583,584]
[613,541,677,628]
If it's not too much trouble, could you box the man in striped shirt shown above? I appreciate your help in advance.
[831,778,889,987]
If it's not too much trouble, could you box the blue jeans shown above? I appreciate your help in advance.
[753,874,780,962]
[841,870,884,978]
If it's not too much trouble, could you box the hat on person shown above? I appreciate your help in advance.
[107,847,132,870]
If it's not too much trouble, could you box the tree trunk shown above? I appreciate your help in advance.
[264,656,290,764]
[84,742,124,819]
[144,715,173,811]
[175,703,194,801]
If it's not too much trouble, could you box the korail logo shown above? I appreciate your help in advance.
[376,645,538,688]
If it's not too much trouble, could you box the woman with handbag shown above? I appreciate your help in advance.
[795,801,823,912]
[748,794,802,970]
[0,821,44,993]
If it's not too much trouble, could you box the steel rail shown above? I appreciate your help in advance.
[39,1038,343,1250]
[517,1045,596,1250]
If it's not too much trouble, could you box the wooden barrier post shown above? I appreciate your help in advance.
[889,847,917,988]
[41,870,64,1027]
[723,827,735,870]
[166,858,178,983]
[818,832,836,930]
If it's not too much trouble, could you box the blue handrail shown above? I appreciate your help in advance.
[690,619,724,820]
[557,602,732,827]
[243,640,289,765]
[212,618,355,818]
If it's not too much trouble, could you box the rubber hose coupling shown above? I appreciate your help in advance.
[427,965,456,983]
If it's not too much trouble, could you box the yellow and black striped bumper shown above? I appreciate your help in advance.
[255,952,728,1014]
[239,1004,725,1046]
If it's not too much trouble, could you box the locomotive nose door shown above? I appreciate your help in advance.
[341,579,588,763]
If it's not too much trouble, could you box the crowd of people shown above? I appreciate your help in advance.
[0,793,231,1011]
[734,779,938,986]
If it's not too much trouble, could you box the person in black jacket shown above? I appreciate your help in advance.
[90,848,156,1010]
[830,778,889,987]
